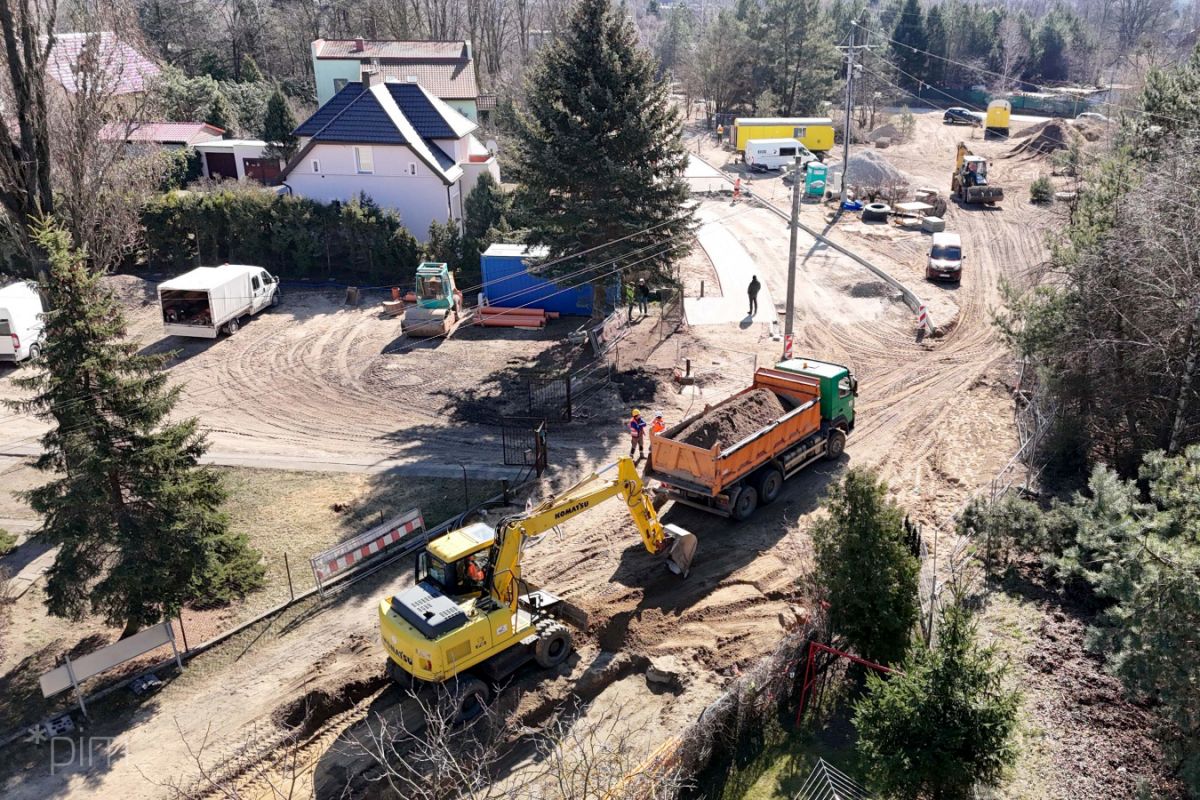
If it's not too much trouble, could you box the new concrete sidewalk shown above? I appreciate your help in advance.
[684,209,776,325]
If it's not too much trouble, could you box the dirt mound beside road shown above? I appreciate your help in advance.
[828,150,911,190]
[674,388,787,450]
[1008,119,1074,157]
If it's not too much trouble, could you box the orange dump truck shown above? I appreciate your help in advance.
[646,360,857,520]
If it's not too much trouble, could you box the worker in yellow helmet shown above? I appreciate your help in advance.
[628,409,647,460]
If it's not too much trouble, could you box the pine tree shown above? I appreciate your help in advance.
[261,86,299,162]
[207,90,236,137]
[890,0,928,91]
[239,54,264,83]
[462,174,510,284]
[923,5,948,87]
[853,598,1020,800]
[13,220,264,637]
[812,467,919,666]
[510,0,694,314]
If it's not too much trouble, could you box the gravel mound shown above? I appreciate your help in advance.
[849,281,891,298]
[828,151,910,188]
[868,123,902,142]
[674,389,787,450]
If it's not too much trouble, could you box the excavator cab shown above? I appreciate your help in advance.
[415,521,495,598]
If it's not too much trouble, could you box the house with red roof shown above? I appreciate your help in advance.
[45,32,160,96]
[282,70,500,240]
[99,121,225,150]
[310,38,491,122]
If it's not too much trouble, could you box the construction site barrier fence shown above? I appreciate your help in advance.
[501,417,549,475]
[309,508,425,596]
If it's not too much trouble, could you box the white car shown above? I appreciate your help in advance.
[1076,111,1111,123]
[0,281,44,364]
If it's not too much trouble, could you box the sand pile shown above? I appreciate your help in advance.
[1072,117,1107,142]
[828,151,910,188]
[674,389,788,450]
[868,123,902,142]
[1008,119,1073,157]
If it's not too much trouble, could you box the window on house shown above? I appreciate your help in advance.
[311,159,320,173]
[408,162,417,176]
[355,146,374,174]
[333,78,348,92]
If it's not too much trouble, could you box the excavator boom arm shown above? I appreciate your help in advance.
[486,458,694,609]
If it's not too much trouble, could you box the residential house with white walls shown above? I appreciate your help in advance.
[281,72,501,241]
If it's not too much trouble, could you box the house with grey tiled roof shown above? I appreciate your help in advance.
[311,38,491,122]
[281,71,500,241]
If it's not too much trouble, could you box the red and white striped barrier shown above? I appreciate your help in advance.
[311,508,425,590]
[917,304,934,334]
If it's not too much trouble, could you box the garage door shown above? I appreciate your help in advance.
[205,152,237,180]
[243,158,281,184]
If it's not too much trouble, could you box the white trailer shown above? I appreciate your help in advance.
[158,264,280,338]
[0,281,44,363]
[745,138,815,172]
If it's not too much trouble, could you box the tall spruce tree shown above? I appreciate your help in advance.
[510,0,693,312]
[13,220,264,637]
[890,0,928,91]
[261,86,299,162]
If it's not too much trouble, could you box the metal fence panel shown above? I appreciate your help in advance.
[501,417,548,475]
[528,375,572,421]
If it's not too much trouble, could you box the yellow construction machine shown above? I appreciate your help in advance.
[951,142,1003,205]
[378,457,697,719]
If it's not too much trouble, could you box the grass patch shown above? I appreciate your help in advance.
[0,528,15,555]
[217,467,502,618]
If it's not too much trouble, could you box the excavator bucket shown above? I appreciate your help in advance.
[663,524,698,577]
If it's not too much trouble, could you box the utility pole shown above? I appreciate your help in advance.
[839,22,857,207]
[782,154,802,361]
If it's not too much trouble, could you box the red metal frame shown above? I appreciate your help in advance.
[796,640,900,724]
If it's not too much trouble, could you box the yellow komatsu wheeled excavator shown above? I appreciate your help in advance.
[379,457,697,719]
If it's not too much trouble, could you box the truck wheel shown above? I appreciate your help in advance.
[26,344,40,362]
[225,318,239,335]
[446,675,490,723]
[731,485,758,521]
[825,430,847,460]
[271,291,281,307]
[534,620,572,668]
[756,468,784,505]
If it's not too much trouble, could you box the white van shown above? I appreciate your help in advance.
[926,232,963,283]
[158,264,280,338]
[745,138,815,172]
[0,281,44,363]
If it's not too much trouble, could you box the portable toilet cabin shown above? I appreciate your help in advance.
[804,162,828,198]
[985,100,1011,140]
[481,244,596,315]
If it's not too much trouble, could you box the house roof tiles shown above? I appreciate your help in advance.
[46,32,160,95]
[312,39,468,61]
[99,121,225,145]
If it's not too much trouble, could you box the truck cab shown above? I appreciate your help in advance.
[775,357,856,431]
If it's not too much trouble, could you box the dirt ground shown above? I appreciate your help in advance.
[0,110,1168,800]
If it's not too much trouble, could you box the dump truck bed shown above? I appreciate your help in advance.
[647,368,822,497]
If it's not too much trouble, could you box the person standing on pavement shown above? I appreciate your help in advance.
[628,409,648,460]
[747,275,761,317]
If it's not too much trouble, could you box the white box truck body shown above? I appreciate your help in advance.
[158,264,280,338]
[0,281,45,363]
[745,138,815,172]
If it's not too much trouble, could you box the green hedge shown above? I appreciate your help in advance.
[141,187,421,283]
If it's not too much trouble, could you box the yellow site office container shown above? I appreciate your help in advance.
[732,117,835,153]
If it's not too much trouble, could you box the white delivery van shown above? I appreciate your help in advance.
[158,264,280,338]
[745,138,815,172]
[926,232,964,283]
[0,281,44,364]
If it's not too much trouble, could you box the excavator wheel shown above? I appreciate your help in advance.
[534,620,573,668]
[445,675,490,724]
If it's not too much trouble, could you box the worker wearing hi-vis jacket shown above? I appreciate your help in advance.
[629,409,648,460]
[651,414,666,437]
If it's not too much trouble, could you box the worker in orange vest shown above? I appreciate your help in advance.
[733,177,742,202]
[651,413,666,437]
[716,123,725,145]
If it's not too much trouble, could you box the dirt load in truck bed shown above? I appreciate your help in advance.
[673,389,789,450]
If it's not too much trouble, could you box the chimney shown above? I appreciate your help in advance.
[361,67,383,87]
[353,37,365,52]
[463,41,472,61]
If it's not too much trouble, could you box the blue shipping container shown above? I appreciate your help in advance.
[481,244,597,316]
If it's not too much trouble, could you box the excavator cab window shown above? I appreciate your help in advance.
[417,550,490,596]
